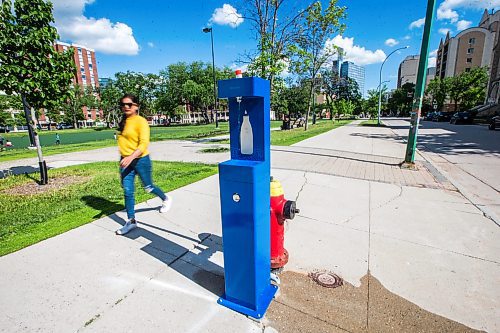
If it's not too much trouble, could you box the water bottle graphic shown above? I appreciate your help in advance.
[240,110,253,155]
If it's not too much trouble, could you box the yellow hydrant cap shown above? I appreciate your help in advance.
[270,178,284,197]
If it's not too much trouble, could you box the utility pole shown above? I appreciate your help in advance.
[404,0,436,164]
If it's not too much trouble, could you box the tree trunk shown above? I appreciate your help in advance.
[304,81,315,131]
[30,106,48,185]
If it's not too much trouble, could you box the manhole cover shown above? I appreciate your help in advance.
[309,271,343,288]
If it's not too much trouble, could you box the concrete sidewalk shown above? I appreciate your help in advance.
[0,121,498,332]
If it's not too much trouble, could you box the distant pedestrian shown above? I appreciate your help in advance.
[113,133,117,140]
[115,94,172,235]
[55,133,61,145]
[5,140,12,147]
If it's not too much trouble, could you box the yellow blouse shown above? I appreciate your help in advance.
[117,115,150,158]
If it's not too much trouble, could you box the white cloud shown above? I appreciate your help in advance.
[430,48,438,57]
[456,19,472,30]
[52,0,139,55]
[428,57,437,68]
[327,36,386,66]
[409,18,425,29]
[439,28,452,35]
[403,35,411,40]
[385,38,399,47]
[437,0,500,23]
[147,42,155,48]
[210,4,243,28]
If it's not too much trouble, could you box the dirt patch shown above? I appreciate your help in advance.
[264,271,484,333]
[2,175,91,196]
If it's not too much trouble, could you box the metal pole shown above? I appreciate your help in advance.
[21,94,36,146]
[209,29,219,128]
[378,46,408,125]
[404,0,436,164]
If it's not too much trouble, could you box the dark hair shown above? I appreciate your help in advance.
[118,94,140,132]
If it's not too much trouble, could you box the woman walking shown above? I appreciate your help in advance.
[116,94,172,235]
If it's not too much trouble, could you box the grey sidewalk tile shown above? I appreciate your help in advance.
[82,260,261,333]
[370,183,499,263]
[285,215,369,288]
[0,223,176,333]
[370,233,499,333]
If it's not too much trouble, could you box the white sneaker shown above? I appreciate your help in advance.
[116,219,137,235]
[159,196,172,213]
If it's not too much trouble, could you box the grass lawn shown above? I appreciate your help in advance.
[359,119,386,127]
[0,123,231,162]
[271,119,351,146]
[0,161,218,256]
[209,119,352,146]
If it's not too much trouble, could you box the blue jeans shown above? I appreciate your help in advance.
[120,155,166,219]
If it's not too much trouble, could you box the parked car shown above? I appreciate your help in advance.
[0,126,10,133]
[489,116,500,130]
[56,123,74,130]
[423,112,435,121]
[450,112,474,124]
[432,111,453,122]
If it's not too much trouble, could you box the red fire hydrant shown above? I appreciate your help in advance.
[270,177,299,269]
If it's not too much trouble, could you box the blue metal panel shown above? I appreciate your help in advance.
[217,77,275,319]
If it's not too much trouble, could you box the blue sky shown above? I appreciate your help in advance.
[52,0,499,95]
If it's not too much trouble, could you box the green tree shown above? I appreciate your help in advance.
[156,62,233,120]
[0,94,22,126]
[425,77,449,111]
[453,67,488,111]
[388,83,414,116]
[363,89,381,119]
[334,99,355,119]
[0,0,74,112]
[243,1,312,93]
[59,85,98,128]
[113,71,161,115]
[279,79,311,117]
[98,82,122,128]
[290,0,346,130]
[0,0,74,184]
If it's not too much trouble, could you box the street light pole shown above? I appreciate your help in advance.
[203,27,219,128]
[377,46,409,125]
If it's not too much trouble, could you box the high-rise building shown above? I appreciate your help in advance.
[436,13,495,80]
[482,10,500,104]
[340,61,365,96]
[398,55,419,88]
[53,42,101,125]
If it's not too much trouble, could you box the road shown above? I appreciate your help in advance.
[385,118,500,223]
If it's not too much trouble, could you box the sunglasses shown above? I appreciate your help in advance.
[120,102,137,108]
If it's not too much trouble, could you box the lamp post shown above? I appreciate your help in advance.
[377,46,409,125]
[203,27,219,128]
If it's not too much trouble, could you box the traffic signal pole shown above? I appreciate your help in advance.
[404,0,436,164]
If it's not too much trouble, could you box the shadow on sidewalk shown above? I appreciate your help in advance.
[81,196,225,296]
[126,224,224,297]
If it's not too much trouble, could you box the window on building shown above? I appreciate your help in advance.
[465,68,471,72]
[78,48,82,54]
[467,48,474,54]
[466,58,472,63]
[87,113,92,118]
[469,38,476,44]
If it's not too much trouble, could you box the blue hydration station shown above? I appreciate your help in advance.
[217,77,277,319]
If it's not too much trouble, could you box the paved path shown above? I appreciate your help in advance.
[0,121,498,332]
